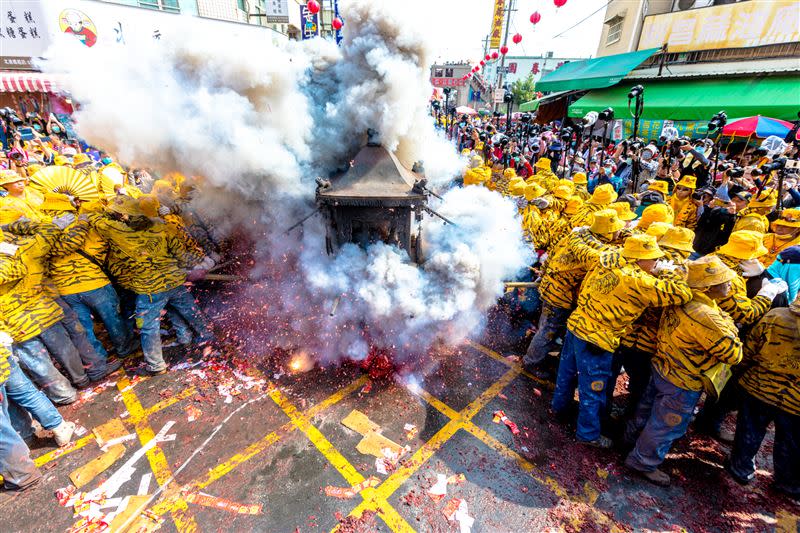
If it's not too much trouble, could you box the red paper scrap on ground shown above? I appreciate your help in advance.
[492,410,520,435]
[324,476,380,499]
[442,498,463,521]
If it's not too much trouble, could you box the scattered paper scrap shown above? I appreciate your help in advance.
[442,497,462,520]
[356,432,405,459]
[341,410,380,435]
[185,491,263,514]
[138,473,152,496]
[324,476,380,499]
[492,410,520,435]
[74,425,88,437]
[427,473,467,502]
[403,423,418,440]
[67,515,109,533]
[124,509,164,533]
[359,381,372,395]
[107,495,150,531]
[93,419,128,447]
[185,405,202,423]
[69,444,126,489]
[453,499,474,533]
[101,433,136,451]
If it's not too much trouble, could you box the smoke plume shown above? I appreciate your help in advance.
[41,0,532,365]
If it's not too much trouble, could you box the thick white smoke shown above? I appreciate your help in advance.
[41,0,531,365]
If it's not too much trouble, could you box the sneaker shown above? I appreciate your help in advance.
[724,461,754,485]
[147,368,168,376]
[52,421,76,447]
[579,435,614,449]
[625,457,671,486]
[91,360,123,382]
[4,471,42,492]
[54,395,78,406]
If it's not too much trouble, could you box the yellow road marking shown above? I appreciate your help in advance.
[117,375,198,533]
[140,386,198,420]
[33,435,94,468]
[467,340,554,390]
[150,376,368,518]
[776,509,799,533]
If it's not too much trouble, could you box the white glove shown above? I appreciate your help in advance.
[572,225,589,233]
[0,242,19,256]
[757,278,789,301]
[197,256,216,271]
[739,258,765,278]
[158,206,171,216]
[652,259,677,275]
[0,331,12,347]
[52,212,76,230]
[533,198,550,209]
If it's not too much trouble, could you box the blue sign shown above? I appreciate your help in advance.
[333,0,342,45]
[300,5,318,40]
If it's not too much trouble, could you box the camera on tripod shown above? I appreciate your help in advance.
[708,111,728,133]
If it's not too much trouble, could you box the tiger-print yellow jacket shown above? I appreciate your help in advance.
[739,307,800,416]
[92,216,205,295]
[568,251,693,353]
[0,345,10,385]
[0,221,64,342]
[44,216,111,296]
[538,228,619,311]
[716,254,771,326]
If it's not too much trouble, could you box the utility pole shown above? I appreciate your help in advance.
[494,0,517,112]
[481,35,490,76]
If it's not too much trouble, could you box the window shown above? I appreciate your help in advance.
[238,0,247,11]
[434,68,444,77]
[445,68,454,78]
[139,0,180,12]
[606,17,623,45]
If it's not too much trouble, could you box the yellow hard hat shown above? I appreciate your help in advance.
[524,183,546,201]
[717,230,768,260]
[564,195,584,216]
[552,184,573,201]
[509,181,527,197]
[621,234,665,260]
[589,208,625,235]
[645,221,672,239]
[748,188,778,209]
[503,167,518,180]
[39,192,76,213]
[572,172,587,185]
[534,157,551,170]
[470,155,484,168]
[106,195,143,217]
[659,226,695,253]
[687,255,737,288]
[0,169,24,186]
[647,180,669,196]
[557,179,575,192]
[53,156,70,166]
[675,175,697,190]
[137,195,161,218]
[72,153,93,167]
[609,202,637,221]
[772,208,800,229]
[639,203,674,230]
[588,183,618,205]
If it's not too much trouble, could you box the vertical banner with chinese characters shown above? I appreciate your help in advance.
[333,0,342,45]
[300,4,319,40]
[0,1,50,69]
[639,0,800,52]
[489,0,505,49]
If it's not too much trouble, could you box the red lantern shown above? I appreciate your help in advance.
[485,54,491,61]
[500,45,509,55]
[307,0,321,14]
[332,17,344,30]
[512,33,522,44]
[491,51,499,60]
[530,11,541,24]
[554,0,567,7]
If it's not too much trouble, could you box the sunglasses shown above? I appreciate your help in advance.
[675,186,690,192]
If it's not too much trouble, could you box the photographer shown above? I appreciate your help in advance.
[679,139,713,189]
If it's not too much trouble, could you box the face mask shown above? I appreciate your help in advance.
[33,124,42,132]
[51,126,61,133]
[101,157,112,165]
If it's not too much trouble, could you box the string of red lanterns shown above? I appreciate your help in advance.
[554,0,567,7]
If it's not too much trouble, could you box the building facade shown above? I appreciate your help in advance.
[486,53,585,87]
[429,62,491,108]
[596,0,672,57]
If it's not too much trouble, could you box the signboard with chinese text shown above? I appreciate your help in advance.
[489,0,505,49]
[639,0,800,53]
[265,0,289,23]
[300,4,318,40]
[493,89,505,103]
[430,78,467,87]
[0,1,50,69]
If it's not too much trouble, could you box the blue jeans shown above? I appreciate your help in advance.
[730,392,799,496]
[62,285,136,357]
[136,285,213,372]
[166,309,193,345]
[524,303,571,368]
[0,383,40,489]
[612,345,654,419]
[36,321,91,386]
[54,297,109,381]
[13,336,77,405]
[551,331,614,442]
[625,367,703,472]
[6,358,63,440]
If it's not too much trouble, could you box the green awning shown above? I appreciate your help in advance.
[568,76,800,121]
[519,90,572,112]
[535,48,660,93]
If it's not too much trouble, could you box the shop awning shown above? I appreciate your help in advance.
[519,90,572,112]
[0,71,59,93]
[535,48,660,93]
[568,76,800,122]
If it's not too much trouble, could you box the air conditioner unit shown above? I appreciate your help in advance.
[676,0,714,10]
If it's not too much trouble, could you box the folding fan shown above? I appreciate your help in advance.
[97,164,138,198]
[29,166,100,202]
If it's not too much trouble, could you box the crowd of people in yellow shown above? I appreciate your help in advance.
[0,144,219,492]
[464,152,799,496]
